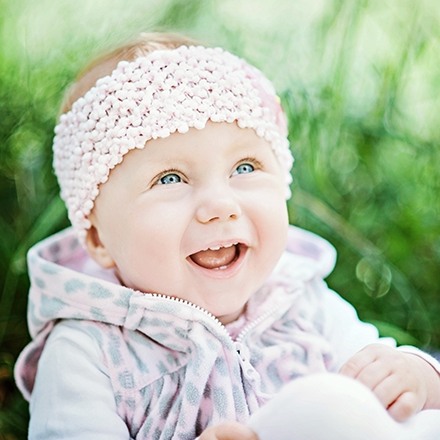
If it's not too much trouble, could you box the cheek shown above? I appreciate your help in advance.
[112,229,170,291]
[264,204,289,252]
[111,207,187,285]
[249,191,289,256]
[253,183,289,227]
[121,214,173,260]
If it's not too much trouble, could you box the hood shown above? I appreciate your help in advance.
[26,225,336,338]
[15,225,336,399]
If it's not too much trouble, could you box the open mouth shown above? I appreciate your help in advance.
[189,243,246,270]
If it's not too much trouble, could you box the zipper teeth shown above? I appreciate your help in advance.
[148,292,230,337]
[235,285,302,344]
[235,305,280,344]
[147,292,281,347]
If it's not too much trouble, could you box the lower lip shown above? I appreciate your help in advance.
[187,245,248,279]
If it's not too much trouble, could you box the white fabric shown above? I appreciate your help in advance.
[249,373,440,440]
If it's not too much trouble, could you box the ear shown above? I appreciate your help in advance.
[85,225,116,269]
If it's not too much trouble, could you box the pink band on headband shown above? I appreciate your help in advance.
[53,45,293,241]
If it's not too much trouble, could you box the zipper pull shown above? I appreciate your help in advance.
[235,342,248,362]
[235,342,260,385]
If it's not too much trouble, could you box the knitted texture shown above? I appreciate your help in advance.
[53,45,294,241]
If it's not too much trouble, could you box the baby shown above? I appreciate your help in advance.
[14,32,440,439]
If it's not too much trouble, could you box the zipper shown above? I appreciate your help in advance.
[146,292,282,362]
[235,305,280,345]
[147,292,232,339]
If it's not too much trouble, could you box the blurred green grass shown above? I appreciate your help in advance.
[1,0,439,437]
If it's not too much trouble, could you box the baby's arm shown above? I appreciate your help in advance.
[340,343,440,421]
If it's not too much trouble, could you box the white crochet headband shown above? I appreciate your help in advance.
[53,45,294,241]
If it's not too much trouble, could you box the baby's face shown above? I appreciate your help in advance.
[87,121,289,324]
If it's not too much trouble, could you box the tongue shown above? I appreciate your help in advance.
[191,246,237,269]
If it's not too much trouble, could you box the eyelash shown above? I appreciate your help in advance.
[151,157,264,187]
[233,157,264,174]
[152,168,185,186]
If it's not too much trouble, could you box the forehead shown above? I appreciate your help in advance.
[122,122,273,167]
[97,122,277,190]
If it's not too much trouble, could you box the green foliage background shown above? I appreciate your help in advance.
[0,0,439,437]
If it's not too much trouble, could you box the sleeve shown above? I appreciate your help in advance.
[317,282,396,370]
[318,282,440,375]
[29,320,132,440]
[396,345,440,375]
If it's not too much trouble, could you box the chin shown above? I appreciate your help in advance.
[212,306,245,325]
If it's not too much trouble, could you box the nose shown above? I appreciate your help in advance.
[195,190,242,224]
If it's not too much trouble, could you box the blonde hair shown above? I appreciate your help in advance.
[61,32,199,114]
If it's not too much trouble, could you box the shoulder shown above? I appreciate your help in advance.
[285,226,337,278]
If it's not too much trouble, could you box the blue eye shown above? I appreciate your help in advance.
[158,173,182,185]
[235,163,255,175]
